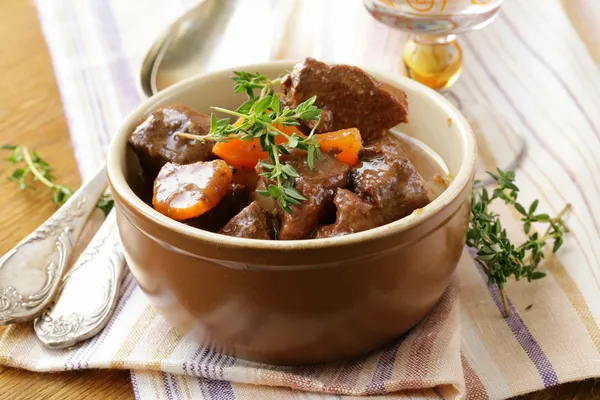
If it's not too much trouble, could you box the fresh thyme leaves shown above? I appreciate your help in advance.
[96,193,115,217]
[467,168,571,317]
[3,144,74,206]
[177,71,323,214]
[2,145,114,217]
[231,71,278,99]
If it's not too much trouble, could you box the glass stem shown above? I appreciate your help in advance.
[402,34,463,91]
[411,34,456,45]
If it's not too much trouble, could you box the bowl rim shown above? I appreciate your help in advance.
[106,59,476,250]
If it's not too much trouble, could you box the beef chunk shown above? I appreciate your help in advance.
[280,58,408,142]
[219,201,274,240]
[276,184,329,241]
[128,104,215,178]
[231,169,259,192]
[352,154,430,224]
[314,189,384,238]
[257,150,350,240]
[184,183,251,232]
[358,133,407,159]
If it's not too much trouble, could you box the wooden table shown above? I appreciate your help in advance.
[0,0,598,399]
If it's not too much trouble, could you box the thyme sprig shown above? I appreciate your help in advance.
[177,72,322,214]
[468,168,571,317]
[2,145,114,216]
[231,71,281,100]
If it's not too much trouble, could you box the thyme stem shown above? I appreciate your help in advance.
[22,147,55,189]
[499,288,509,318]
[467,168,570,318]
[178,71,322,214]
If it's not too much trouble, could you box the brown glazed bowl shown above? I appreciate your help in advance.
[106,61,476,365]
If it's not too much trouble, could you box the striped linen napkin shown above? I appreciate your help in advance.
[0,267,462,399]
[3,0,600,399]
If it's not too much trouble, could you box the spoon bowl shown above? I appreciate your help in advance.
[139,0,240,97]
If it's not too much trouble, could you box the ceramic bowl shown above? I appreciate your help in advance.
[106,60,476,365]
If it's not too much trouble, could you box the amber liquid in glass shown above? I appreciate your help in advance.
[363,0,503,90]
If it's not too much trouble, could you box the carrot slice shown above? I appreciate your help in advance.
[212,118,307,169]
[212,117,266,169]
[153,160,232,221]
[316,128,362,166]
[213,138,267,170]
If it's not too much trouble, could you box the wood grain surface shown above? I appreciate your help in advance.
[0,0,598,399]
[0,0,133,399]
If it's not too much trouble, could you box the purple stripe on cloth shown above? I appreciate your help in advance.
[161,371,175,400]
[183,346,206,375]
[498,11,600,215]
[130,370,142,400]
[32,0,110,175]
[329,356,370,392]
[205,378,236,400]
[187,346,215,377]
[501,13,600,142]
[169,373,183,400]
[458,78,600,276]
[63,1,112,152]
[468,248,559,388]
[92,0,142,112]
[186,343,236,381]
[216,353,236,381]
[464,37,600,242]
[64,273,138,369]
[64,273,136,370]
[203,348,221,379]
[364,336,406,394]
[83,273,139,368]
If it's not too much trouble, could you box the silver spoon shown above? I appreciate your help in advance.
[139,0,240,97]
[0,167,108,325]
[34,210,125,349]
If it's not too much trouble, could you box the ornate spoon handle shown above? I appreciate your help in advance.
[34,211,125,348]
[0,167,108,325]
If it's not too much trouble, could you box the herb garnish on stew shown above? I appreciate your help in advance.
[176,72,323,214]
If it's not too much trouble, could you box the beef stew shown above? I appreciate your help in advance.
[127,59,449,240]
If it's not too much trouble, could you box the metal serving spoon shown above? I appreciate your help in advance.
[139,0,240,97]
[0,167,108,326]
[34,210,125,349]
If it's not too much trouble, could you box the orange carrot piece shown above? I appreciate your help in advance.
[316,128,362,166]
[213,138,267,170]
[212,118,307,169]
[153,160,232,221]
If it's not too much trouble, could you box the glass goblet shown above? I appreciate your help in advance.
[363,0,526,185]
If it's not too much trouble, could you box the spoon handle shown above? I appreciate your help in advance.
[34,211,125,348]
[0,167,108,325]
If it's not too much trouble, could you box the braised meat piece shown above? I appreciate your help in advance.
[352,148,430,223]
[257,150,350,240]
[314,189,384,238]
[184,183,252,232]
[280,58,408,142]
[219,201,274,240]
[358,133,407,159]
[128,104,215,177]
